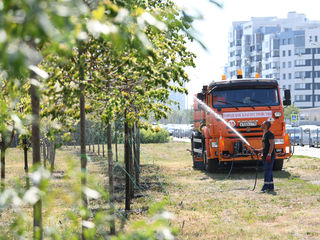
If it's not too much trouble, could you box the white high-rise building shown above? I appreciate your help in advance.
[227,12,320,108]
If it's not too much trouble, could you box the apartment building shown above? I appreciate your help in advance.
[227,12,320,108]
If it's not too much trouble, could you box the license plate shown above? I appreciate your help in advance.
[239,121,257,127]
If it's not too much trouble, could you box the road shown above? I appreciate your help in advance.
[292,145,320,158]
[173,137,320,158]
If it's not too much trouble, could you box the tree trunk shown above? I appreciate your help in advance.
[30,78,42,240]
[43,139,47,168]
[0,128,15,191]
[129,127,134,199]
[74,132,76,149]
[124,119,131,211]
[79,47,88,240]
[134,123,140,187]
[46,142,50,163]
[23,137,30,189]
[0,141,5,191]
[102,135,105,157]
[107,123,115,234]
[115,123,118,162]
[88,130,91,152]
[93,133,95,153]
[49,142,55,173]
[98,131,100,156]
[102,124,105,157]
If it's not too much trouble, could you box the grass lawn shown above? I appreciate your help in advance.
[1,142,320,239]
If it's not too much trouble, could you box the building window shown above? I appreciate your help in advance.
[283,74,286,80]
[272,62,279,69]
[295,83,311,90]
[295,47,305,55]
[306,60,312,66]
[282,62,286,68]
[295,59,305,66]
[305,71,312,78]
[288,38,292,44]
[316,36,318,42]
[306,83,312,90]
[288,61,292,68]
[295,71,305,79]
[288,73,292,79]
[288,85,291,90]
[295,95,311,102]
[282,50,286,57]
[295,83,304,90]
[288,50,291,56]
[315,59,320,66]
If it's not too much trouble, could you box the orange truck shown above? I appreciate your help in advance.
[191,73,292,172]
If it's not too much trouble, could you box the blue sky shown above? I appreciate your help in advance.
[175,0,320,108]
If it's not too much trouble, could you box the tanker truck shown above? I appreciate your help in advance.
[191,72,292,172]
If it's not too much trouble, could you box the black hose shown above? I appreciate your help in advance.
[251,152,259,191]
[225,153,235,180]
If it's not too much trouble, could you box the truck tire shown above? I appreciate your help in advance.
[273,159,284,171]
[206,157,219,173]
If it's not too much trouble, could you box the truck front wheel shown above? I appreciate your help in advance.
[273,159,284,171]
[206,157,219,173]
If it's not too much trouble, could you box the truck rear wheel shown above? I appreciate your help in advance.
[206,157,219,173]
[273,159,284,171]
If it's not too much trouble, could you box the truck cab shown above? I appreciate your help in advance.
[192,75,292,172]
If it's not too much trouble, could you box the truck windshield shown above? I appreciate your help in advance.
[212,87,280,108]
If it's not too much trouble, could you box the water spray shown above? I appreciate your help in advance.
[193,96,260,189]
[193,96,253,149]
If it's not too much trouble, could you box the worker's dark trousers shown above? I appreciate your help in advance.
[261,156,275,191]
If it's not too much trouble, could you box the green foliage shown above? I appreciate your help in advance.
[140,128,169,143]
[0,0,221,238]
[0,162,174,239]
[284,104,300,120]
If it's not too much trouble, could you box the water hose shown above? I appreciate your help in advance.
[224,153,235,180]
[251,152,259,191]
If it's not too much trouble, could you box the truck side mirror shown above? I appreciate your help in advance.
[283,89,291,106]
[197,93,204,100]
[196,93,204,109]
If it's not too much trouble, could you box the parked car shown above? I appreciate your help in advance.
[300,125,320,147]
[286,126,302,145]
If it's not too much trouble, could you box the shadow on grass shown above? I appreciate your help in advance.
[112,163,168,203]
[201,162,292,181]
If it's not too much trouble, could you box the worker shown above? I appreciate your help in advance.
[254,121,275,193]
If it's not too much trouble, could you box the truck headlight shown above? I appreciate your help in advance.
[211,141,218,148]
[274,112,282,117]
[275,138,284,144]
